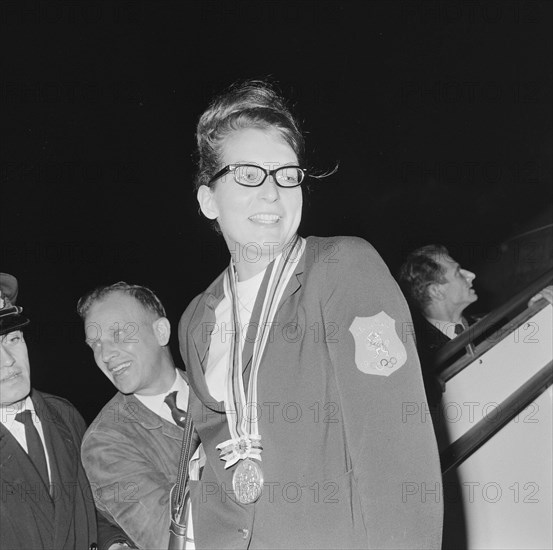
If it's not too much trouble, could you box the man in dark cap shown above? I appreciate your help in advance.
[0,273,132,550]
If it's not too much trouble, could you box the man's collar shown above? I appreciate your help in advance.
[0,395,33,430]
[131,369,189,427]
[425,316,468,339]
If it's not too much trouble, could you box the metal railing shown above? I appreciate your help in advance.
[440,361,552,474]
[436,268,553,473]
[436,267,553,378]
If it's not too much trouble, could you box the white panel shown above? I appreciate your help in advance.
[440,304,553,549]
[441,304,552,442]
[456,387,552,550]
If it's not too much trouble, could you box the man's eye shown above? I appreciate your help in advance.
[9,336,20,344]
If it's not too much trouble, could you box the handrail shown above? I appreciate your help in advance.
[439,300,547,383]
[434,267,553,368]
[441,361,553,474]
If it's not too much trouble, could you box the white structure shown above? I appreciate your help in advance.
[438,300,552,549]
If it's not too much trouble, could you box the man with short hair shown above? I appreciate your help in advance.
[0,273,128,550]
[398,245,478,407]
[78,282,192,549]
[398,245,552,407]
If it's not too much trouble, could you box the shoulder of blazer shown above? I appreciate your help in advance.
[303,235,388,288]
[32,389,87,439]
[179,270,225,330]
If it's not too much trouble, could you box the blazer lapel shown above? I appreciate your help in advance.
[0,419,55,539]
[241,261,275,376]
[242,248,306,385]
[189,248,305,410]
[190,278,226,412]
[276,266,304,314]
[192,274,225,372]
[32,392,77,547]
[270,247,306,329]
[269,240,306,323]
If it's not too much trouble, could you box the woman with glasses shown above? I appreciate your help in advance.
[179,80,442,549]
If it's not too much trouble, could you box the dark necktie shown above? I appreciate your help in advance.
[454,322,476,356]
[15,410,50,487]
[164,391,187,428]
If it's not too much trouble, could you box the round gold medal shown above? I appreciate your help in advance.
[232,458,263,504]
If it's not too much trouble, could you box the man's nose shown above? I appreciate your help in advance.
[99,341,120,363]
[0,343,16,367]
[461,268,476,282]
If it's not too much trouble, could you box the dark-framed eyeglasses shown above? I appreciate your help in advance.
[208,164,306,188]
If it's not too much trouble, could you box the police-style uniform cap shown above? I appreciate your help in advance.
[0,273,30,336]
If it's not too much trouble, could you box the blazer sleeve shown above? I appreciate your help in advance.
[81,424,173,549]
[97,512,136,550]
[322,237,443,549]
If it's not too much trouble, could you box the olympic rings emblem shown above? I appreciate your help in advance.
[371,357,398,370]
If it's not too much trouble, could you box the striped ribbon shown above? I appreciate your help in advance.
[216,236,306,468]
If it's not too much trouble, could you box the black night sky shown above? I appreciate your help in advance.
[2,0,552,423]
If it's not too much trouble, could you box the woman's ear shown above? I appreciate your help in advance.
[197,185,219,220]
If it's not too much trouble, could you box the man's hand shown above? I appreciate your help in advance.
[528,285,553,307]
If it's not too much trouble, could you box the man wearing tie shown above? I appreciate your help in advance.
[78,282,193,549]
[397,245,481,408]
[0,273,128,550]
[398,245,552,408]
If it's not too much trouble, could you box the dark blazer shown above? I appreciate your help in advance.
[0,389,118,550]
[411,313,451,408]
[412,314,478,408]
[179,236,443,550]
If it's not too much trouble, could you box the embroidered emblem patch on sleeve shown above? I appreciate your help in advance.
[349,312,407,376]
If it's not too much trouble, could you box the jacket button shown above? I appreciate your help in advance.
[238,528,249,539]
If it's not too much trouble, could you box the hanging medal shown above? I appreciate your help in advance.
[216,235,305,504]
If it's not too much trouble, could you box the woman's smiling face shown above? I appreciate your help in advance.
[198,127,303,279]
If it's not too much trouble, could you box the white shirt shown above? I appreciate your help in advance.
[425,317,466,340]
[0,395,52,482]
[134,370,190,425]
[206,267,266,402]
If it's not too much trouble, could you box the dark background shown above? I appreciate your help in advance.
[1,0,552,423]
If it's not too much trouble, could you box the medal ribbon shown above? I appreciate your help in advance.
[216,236,306,468]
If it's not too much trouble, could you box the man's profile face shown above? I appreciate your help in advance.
[84,292,167,396]
[0,330,31,407]
[435,254,478,310]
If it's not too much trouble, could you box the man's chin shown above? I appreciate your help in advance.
[0,383,31,408]
[116,385,136,395]
[113,378,136,395]
[468,289,478,301]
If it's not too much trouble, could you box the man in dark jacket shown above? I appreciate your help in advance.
[0,273,131,550]
[398,245,552,408]
[398,245,478,407]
